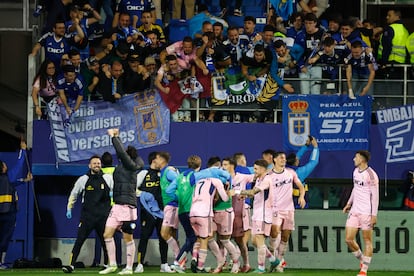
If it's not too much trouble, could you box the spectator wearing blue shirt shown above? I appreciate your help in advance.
[57,64,84,116]
[294,13,325,94]
[118,0,156,28]
[308,37,343,94]
[31,20,84,71]
[345,41,376,99]
[286,135,319,209]
[286,12,304,40]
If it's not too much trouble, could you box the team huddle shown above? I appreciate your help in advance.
[62,129,379,276]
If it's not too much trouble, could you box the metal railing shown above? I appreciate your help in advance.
[174,64,414,122]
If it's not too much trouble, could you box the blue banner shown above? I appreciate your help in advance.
[47,90,170,163]
[376,104,414,163]
[283,95,372,151]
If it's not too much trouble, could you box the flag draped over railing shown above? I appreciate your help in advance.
[47,90,170,163]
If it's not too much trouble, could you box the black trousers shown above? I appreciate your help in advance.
[70,215,108,266]
[137,206,168,264]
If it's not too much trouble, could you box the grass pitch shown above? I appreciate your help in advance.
[0,267,412,275]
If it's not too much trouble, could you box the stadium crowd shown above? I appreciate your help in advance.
[30,0,413,122]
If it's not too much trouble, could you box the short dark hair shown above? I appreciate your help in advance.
[274,39,286,49]
[222,157,237,167]
[262,149,277,157]
[207,156,221,167]
[351,40,363,49]
[101,152,113,167]
[244,16,255,24]
[0,160,5,174]
[289,12,303,24]
[182,36,193,44]
[274,151,286,159]
[323,36,335,47]
[68,49,80,58]
[166,54,177,61]
[356,150,370,162]
[263,24,275,33]
[254,44,265,52]
[286,153,297,166]
[126,146,138,161]
[157,151,171,163]
[254,159,268,168]
[148,151,157,164]
[304,13,318,23]
[213,22,223,29]
[341,19,355,29]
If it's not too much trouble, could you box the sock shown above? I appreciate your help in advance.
[166,237,180,258]
[361,256,371,273]
[220,239,240,262]
[0,252,6,264]
[208,239,225,266]
[125,241,135,269]
[352,249,363,260]
[104,238,117,266]
[258,245,267,267]
[265,247,275,262]
[277,241,287,260]
[192,241,200,260]
[137,251,142,264]
[269,237,278,256]
[197,249,208,269]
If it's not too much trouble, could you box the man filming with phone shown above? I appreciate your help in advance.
[286,135,320,209]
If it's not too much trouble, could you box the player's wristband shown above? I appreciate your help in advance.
[235,190,241,195]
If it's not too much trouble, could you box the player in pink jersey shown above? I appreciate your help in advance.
[268,151,306,272]
[189,177,230,273]
[231,159,279,274]
[343,150,379,276]
[222,157,255,273]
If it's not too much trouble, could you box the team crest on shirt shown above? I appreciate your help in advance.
[287,100,310,146]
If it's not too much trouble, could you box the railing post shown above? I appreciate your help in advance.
[403,64,408,106]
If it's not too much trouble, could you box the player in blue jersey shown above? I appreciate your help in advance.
[286,135,319,209]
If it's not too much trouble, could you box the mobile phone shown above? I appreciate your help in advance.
[308,135,313,141]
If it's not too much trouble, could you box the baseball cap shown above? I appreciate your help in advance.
[144,56,156,66]
[128,52,140,62]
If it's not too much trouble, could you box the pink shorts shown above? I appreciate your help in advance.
[346,212,374,230]
[191,216,213,238]
[233,206,251,237]
[242,205,251,231]
[214,210,234,236]
[105,204,138,230]
[272,210,295,230]
[162,205,179,229]
[251,220,271,236]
